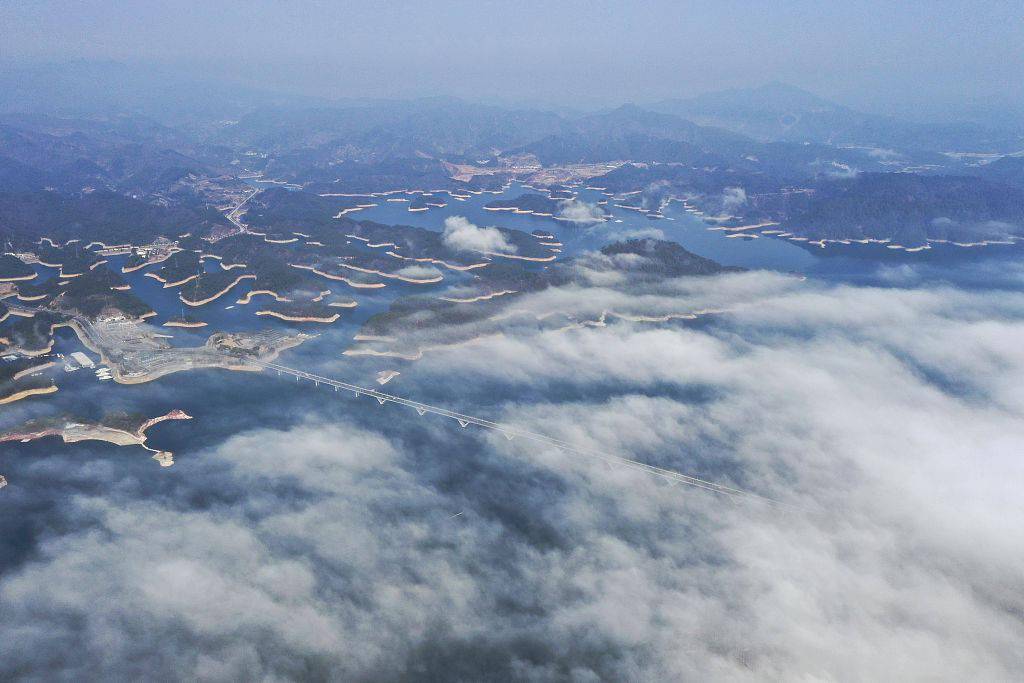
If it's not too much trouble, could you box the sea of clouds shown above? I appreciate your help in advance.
[1,270,1022,680]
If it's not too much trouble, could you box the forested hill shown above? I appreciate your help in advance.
[784,173,1024,246]
[0,191,229,249]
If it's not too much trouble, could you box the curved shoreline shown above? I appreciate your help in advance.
[122,248,180,273]
[484,251,557,263]
[337,262,443,284]
[290,264,387,289]
[5,319,71,357]
[180,274,256,307]
[695,212,1024,253]
[0,384,58,405]
[163,320,208,328]
[0,410,193,463]
[236,290,291,305]
[0,273,37,283]
[66,318,309,385]
[440,290,517,303]
[255,310,341,323]
[146,272,199,288]
[384,250,489,271]
[13,361,56,380]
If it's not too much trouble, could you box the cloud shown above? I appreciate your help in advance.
[930,217,1022,242]
[608,227,665,241]
[442,216,517,253]
[721,187,747,211]
[867,147,901,160]
[557,199,606,224]
[2,273,1023,680]
[640,179,673,210]
[820,160,860,178]
[0,423,489,679]
[398,277,1024,677]
[396,264,443,280]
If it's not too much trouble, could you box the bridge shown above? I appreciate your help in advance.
[3,296,784,507]
[250,359,786,507]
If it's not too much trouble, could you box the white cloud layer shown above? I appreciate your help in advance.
[557,199,606,223]
[442,216,517,253]
[721,186,747,211]
[1,273,1023,679]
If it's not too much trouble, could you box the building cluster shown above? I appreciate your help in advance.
[133,237,177,259]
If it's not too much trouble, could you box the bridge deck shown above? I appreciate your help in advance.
[251,360,784,506]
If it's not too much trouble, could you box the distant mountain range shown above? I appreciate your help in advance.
[2,64,1023,254]
[649,83,1024,154]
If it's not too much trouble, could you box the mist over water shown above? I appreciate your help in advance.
[4,190,1024,677]
[2,2,1024,678]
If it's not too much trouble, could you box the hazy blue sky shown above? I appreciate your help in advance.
[2,0,1022,113]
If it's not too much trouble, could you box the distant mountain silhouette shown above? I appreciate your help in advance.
[650,83,1024,153]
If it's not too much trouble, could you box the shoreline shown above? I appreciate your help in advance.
[66,318,310,385]
[440,289,517,303]
[0,273,37,283]
[146,271,199,288]
[180,274,256,307]
[337,262,443,284]
[4,320,72,357]
[255,310,341,323]
[0,384,58,405]
[484,251,557,263]
[290,264,388,289]
[122,248,181,273]
[0,410,193,465]
[384,250,489,271]
[163,320,208,328]
[13,361,56,380]
[236,289,290,305]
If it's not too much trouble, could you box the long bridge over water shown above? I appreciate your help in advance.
[4,297,783,506]
[250,359,786,507]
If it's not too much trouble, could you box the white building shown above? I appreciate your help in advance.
[70,351,95,369]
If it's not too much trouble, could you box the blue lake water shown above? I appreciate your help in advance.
[11,178,1023,364]
[5,178,1023,435]
[3,178,1023,566]
[347,182,1024,290]
[10,178,1023,385]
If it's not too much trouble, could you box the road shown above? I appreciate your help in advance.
[226,188,260,230]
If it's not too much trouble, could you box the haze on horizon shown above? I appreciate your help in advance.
[2,0,1022,120]
[4,2,1024,680]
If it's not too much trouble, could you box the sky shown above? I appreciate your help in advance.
[2,3,1024,677]
[1,0,1022,114]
